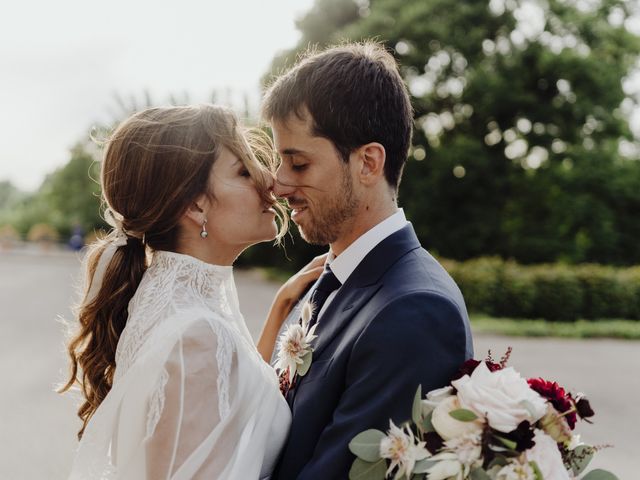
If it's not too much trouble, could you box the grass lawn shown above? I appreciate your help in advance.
[471,315,640,340]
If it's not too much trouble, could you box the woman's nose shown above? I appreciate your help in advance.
[273,169,295,199]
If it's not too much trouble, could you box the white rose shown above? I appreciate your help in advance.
[526,429,571,480]
[496,460,536,480]
[425,453,462,480]
[422,386,454,415]
[431,395,484,440]
[451,362,547,433]
[426,385,454,403]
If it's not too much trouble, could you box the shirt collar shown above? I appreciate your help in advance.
[327,209,408,284]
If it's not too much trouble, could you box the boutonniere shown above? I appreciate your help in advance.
[275,300,317,396]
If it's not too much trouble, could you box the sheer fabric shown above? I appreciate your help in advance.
[68,251,291,480]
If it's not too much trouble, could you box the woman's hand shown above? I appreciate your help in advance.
[275,253,327,313]
[256,253,328,363]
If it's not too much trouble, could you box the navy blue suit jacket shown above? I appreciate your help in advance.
[272,224,473,479]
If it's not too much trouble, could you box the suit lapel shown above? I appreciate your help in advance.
[311,284,381,360]
[287,224,423,407]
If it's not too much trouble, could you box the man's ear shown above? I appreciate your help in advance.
[357,142,386,185]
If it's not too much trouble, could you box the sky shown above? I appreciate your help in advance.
[1,1,639,191]
[0,0,315,191]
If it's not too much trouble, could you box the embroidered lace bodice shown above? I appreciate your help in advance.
[69,251,291,480]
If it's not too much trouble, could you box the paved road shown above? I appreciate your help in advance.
[0,251,637,479]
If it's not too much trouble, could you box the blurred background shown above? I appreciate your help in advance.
[1,0,639,478]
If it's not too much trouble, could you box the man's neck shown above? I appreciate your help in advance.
[330,203,398,257]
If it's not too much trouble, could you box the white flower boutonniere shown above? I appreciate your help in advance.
[276,301,317,394]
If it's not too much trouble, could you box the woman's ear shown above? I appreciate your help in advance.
[183,196,208,226]
[358,142,386,185]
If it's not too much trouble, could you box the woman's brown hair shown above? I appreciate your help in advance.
[59,104,287,439]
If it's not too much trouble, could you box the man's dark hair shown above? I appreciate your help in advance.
[262,42,413,191]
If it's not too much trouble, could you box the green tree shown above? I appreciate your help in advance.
[39,143,104,239]
[4,143,105,240]
[264,0,640,266]
[0,180,25,210]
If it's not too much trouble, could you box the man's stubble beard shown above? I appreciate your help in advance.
[298,167,359,246]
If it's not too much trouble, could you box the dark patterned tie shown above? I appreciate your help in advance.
[306,264,342,327]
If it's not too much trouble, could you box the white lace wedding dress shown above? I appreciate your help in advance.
[68,251,291,480]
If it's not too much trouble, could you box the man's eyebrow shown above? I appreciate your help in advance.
[280,148,305,156]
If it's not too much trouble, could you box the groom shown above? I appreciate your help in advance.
[263,42,473,479]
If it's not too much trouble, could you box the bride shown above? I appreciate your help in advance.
[59,104,322,479]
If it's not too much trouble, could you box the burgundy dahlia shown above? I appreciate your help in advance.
[424,431,444,454]
[279,369,292,396]
[527,378,577,429]
[499,420,536,451]
[451,358,502,381]
[576,397,595,421]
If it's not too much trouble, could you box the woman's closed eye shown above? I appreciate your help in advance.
[291,163,308,172]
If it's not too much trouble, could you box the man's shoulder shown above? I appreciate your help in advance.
[358,245,467,326]
[381,246,460,296]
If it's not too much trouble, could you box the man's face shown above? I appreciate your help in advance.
[272,112,359,245]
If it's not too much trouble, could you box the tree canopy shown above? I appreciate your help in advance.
[261,0,640,266]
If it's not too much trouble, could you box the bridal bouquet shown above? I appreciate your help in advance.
[349,349,617,480]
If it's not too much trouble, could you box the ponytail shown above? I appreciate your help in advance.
[59,233,147,439]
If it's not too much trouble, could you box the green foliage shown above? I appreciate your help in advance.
[449,409,479,422]
[446,257,640,321]
[0,143,105,241]
[448,257,504,316]
[348,429,385,462]
[0,181,26,210]
[581,469,620,480]
[348,457,387,480]
[530,265,584,321]
[471,316,640,339]
[264,0,640,266]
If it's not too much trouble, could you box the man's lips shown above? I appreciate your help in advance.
[290,205,308,219]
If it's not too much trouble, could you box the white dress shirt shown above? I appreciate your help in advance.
[317,208,409,321]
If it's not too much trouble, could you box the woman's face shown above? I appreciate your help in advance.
[204,146,277,249]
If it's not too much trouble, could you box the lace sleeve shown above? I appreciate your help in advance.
[143,317,238,479]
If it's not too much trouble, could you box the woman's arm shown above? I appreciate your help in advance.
[256,254,327,362]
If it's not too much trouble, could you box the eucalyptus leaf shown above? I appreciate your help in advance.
[485,465,504,477]
[470,468,492,480]
[569,445,595,476]
[298,352,313,377]
[449,409,479,422]
[413,458,437,474]
[487,456,509,469]
[494,435,517,451]
[412,386,423,426]
[348,429,386,462]
[349,458,388,480]
[422,411,435,432]
[581,469,619,480]
[530,461,543,480]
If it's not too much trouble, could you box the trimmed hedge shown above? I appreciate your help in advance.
[442,257,640,321]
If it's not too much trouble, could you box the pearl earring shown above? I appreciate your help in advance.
[200,219,208,239]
